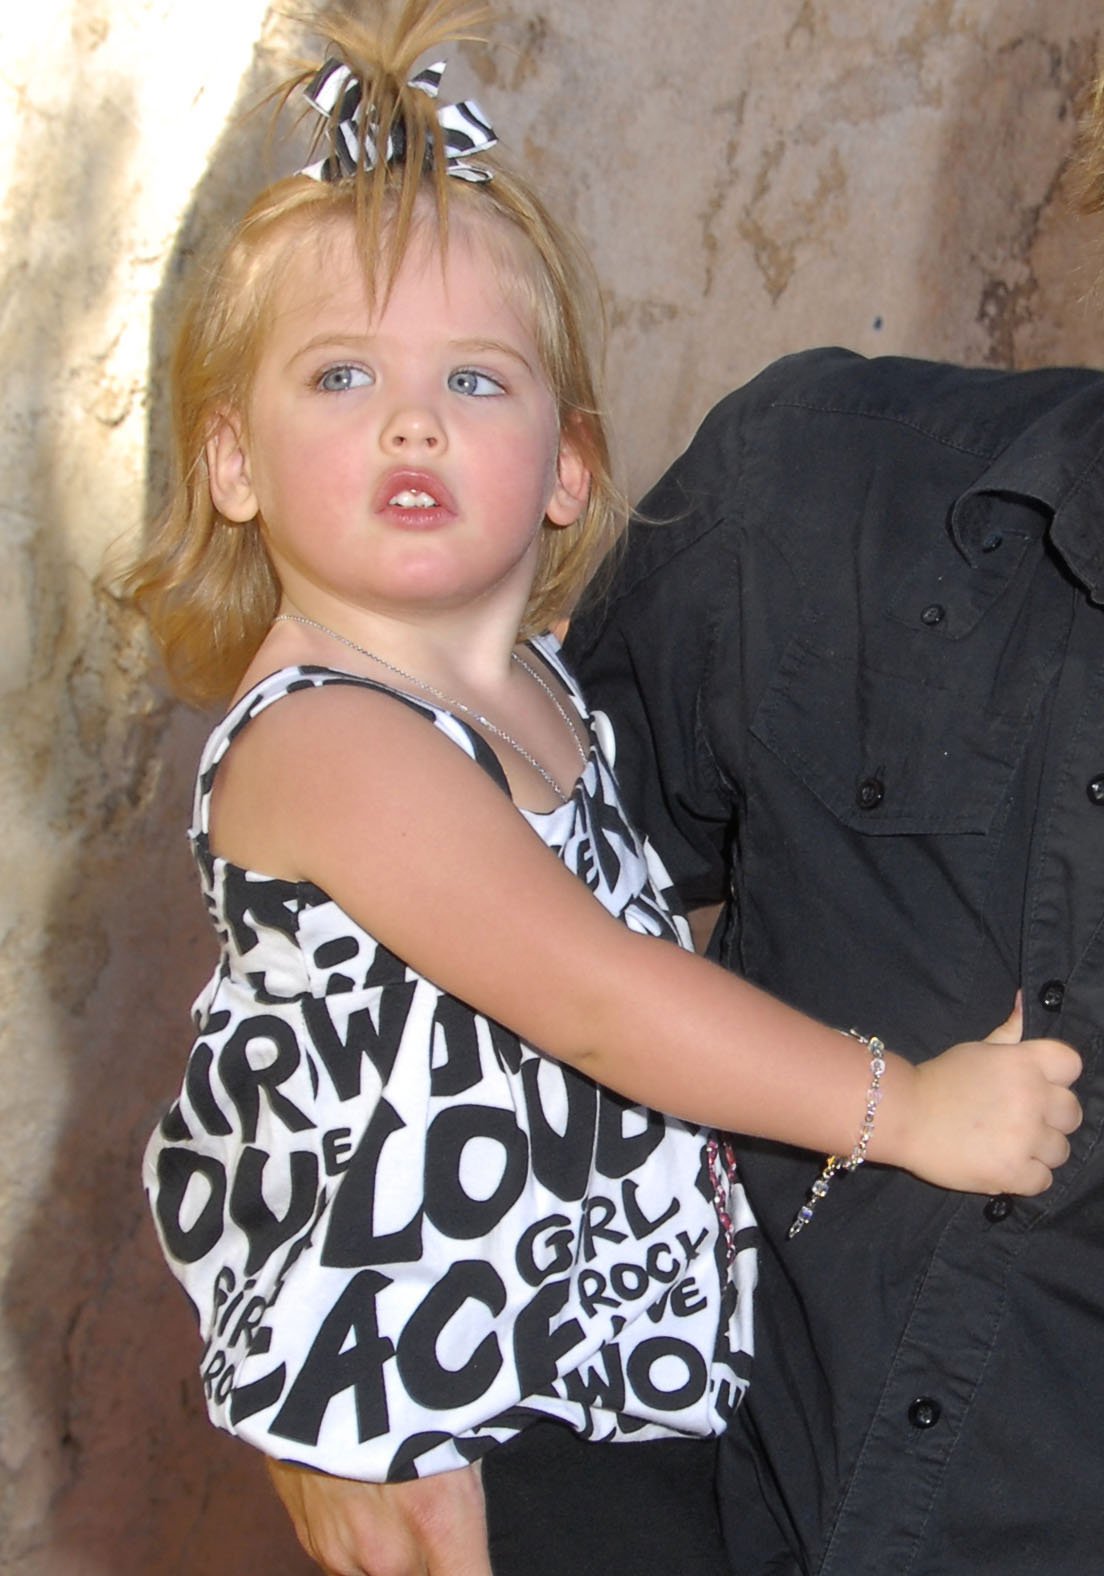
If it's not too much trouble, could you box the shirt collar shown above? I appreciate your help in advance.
[950,378,1104,601]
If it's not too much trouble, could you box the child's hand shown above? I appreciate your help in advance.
[878,1004,1082,1196]
[267,1457,492,1576]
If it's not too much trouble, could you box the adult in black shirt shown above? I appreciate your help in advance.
[565,346,1104,1575]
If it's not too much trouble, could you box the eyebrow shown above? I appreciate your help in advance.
[286,333,537,374]
[448,338,536,372]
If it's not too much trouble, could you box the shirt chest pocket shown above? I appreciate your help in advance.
[748,616,1036,836]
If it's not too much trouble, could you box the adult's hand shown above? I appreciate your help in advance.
[267,1458,492,1576]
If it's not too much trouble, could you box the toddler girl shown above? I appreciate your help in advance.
[129,2,1081,1569]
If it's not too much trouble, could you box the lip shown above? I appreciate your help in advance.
[373,468,458,528]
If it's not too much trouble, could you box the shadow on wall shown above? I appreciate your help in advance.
[4,24,315,1576]
[900,6,1104,367]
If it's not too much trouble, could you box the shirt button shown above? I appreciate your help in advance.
[981,532,1003,552]
[984,1195,1012,1223]
[908,1397,942,1429]
[1088,775,1104,805]
[856,777,885,811]
[1038,979,1065,1012]
[920,603,946,626]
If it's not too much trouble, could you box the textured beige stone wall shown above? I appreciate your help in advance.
[2,2,1101,1571]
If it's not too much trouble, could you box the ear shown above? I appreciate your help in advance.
[545,427,591,528]
[206,412,259,523]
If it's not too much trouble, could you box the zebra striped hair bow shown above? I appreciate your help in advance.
[300,59,497,184]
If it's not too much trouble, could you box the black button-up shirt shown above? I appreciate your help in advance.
[567,349,1104,1576]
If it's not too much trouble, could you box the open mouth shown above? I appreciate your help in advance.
[377,469,457,518]
[389,488,440,508]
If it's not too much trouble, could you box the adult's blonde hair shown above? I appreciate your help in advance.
[125,0,621,705]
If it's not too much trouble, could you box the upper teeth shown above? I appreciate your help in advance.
[390,489,438,508]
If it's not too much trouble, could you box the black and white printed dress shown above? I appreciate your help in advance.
[144,634,757,1482]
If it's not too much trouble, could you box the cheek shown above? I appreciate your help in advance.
[490,422,563,514]
[258,430,364,520]
[484,472,552,536]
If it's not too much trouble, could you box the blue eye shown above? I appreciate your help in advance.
[318,365,372,392]
[448,368,504,397]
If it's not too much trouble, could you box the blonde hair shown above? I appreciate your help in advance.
[1070,61,1104,217]
[125,0,621,705]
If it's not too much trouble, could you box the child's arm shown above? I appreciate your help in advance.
[215,684,1082,1196]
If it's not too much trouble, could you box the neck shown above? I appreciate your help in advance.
[275,596,530,692]
[271,610,582,806]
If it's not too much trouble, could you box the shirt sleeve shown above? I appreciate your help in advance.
[566,398,746,910]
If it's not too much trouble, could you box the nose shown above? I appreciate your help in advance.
[380,400,445,453]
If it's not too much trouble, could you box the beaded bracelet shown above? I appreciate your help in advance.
[787,1029,886,1238]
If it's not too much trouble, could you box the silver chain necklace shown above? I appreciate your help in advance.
[273,613,588,803]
